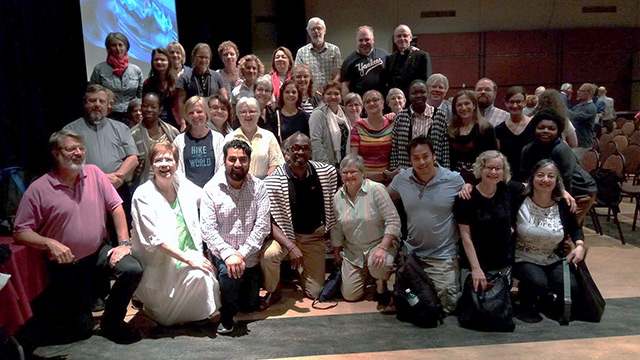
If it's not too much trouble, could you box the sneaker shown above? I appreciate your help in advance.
[217,321,234,335]
[100,321,142,344]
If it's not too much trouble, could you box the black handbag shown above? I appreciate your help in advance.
[312,267,342,309]
[458,272,515,332]
[572,261,605,322]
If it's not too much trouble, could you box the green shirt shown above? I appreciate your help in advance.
[171,197,197,269]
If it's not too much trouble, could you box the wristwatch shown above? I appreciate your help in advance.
[119,240,132,247]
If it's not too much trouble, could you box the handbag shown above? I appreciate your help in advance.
[458,272,515,332]
[312,267,342,310]
[572,261,605,322]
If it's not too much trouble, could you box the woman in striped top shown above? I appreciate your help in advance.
[350,90,396,183]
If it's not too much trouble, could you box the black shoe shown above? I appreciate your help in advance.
[217,321,234,335]
[515,305,543,323]
[91,297,106,312]
[131,297,144,310]
[99,322,141,344]
[259,292,282,311]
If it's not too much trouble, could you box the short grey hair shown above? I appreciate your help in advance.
[356,25,374,35]
[472,150,511,182]
[561,83,572,92]
[254,75,274,93]
[427,73,449,91]
[236,97,259,112]
[386,88,405,104]
[344,92,363,107]
[307,17,326,31]
[50,129,84,149]
[340,153,365,174]
[105,32,130,51]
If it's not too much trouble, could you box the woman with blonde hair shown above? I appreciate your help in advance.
[173,96,224,187]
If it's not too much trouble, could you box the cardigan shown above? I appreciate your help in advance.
[263,161,337,243]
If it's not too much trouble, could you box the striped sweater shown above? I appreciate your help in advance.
[264,161,338,242]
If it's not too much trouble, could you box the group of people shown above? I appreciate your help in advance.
[9,16,604,355]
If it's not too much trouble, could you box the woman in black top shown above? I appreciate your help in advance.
[454,150,521,291]
[519,109,596,224]
[448,90,498,183]
[266,79,310,143]
[495,86,534,174]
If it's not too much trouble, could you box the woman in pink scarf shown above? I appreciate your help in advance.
[269,46,293,101]
[90,32,143,123]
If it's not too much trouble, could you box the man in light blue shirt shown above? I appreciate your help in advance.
[388,136,464,312]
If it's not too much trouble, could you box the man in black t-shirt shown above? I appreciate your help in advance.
[341,26,388,96]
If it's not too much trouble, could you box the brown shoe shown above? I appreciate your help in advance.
[259,291,282,311]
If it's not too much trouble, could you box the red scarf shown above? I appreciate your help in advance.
[271,71,291,100]
[107,54,129,77]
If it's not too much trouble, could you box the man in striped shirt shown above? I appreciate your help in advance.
[261,133,338,308]
[201,139,271,334]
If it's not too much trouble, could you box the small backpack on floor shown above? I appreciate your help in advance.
[393,249,445,328]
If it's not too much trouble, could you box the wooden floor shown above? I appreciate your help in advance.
[35,201,640,360]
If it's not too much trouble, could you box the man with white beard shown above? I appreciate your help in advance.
[12,130,142,353]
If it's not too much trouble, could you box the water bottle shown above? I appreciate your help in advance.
[405,288,419,306]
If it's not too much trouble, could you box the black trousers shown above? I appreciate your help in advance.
[16,243,142,352]
[515,260,579,313]
[213,257,260,324]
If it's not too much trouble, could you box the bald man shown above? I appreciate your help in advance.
[341,25,389,96]
[382,24,432,95]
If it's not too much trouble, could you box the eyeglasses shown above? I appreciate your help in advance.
[59,146,85,153]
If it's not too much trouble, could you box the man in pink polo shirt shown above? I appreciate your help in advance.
[12,129,142,353]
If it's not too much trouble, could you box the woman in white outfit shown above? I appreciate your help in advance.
[131,141,220,326]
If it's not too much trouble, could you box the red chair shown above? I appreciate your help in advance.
[580,148,599,174]
[622,144,640,231]
[621,122,635,137]
[590,153,626,243]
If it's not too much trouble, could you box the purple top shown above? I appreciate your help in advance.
[14,165,122,260]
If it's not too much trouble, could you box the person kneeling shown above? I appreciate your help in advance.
[332,154,401,311]
[131,142,220,326]
[201,140,271,334]
[261,133,338,306]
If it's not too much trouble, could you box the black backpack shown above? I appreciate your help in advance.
[590,168,623,208]
[393,249,445,328]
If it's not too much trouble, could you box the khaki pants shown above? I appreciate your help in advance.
[341,246,396,301]
[419,257,461,313]
[261,226,326,299]
[575,193,596,225]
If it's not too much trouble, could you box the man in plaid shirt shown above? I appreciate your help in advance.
[295,17,342,94]
[201,139,271,335]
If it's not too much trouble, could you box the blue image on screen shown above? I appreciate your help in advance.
[81,0,178,62]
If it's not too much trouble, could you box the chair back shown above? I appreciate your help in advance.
[621,122,635,137]
[616,118,627,129]
[612,134,629,152]
[622,144,640,178]
[600,141,618,165]
[580,149,599,174]
[630,131,640,146]
[611,129,623,137]
[602,153,625,177]
[599,133,613,146]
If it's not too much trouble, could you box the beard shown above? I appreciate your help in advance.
[57,153,85,171]
[88,110,105,124]
[227,167,247,182]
